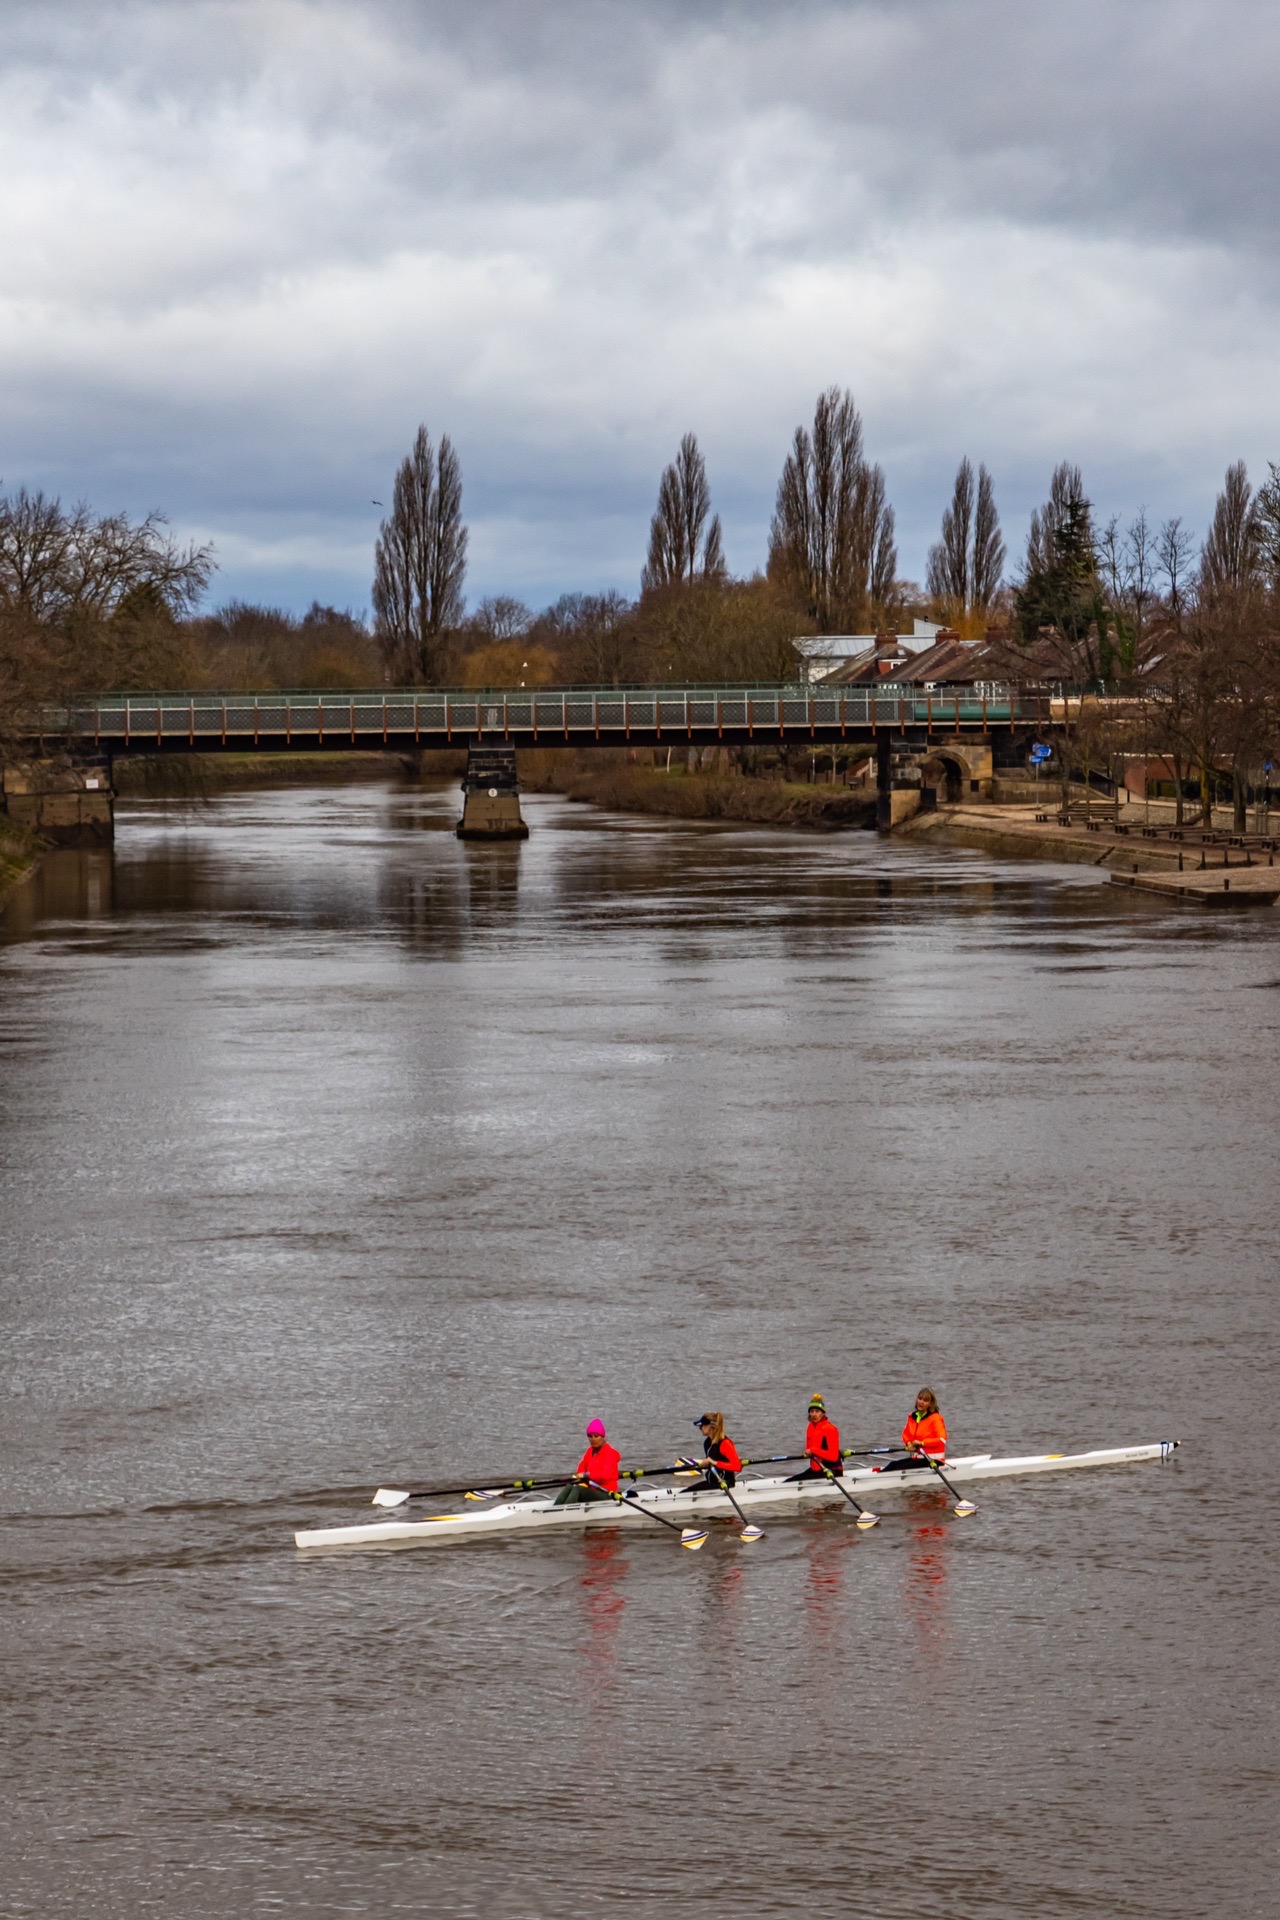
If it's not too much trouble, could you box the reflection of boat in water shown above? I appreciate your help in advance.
[295,1442,1179,1553]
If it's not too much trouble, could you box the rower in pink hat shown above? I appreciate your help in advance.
[555,1418,622,1504]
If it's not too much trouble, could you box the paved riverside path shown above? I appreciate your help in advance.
[903,802,1280,905]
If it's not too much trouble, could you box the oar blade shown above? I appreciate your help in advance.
[680,1526,709,1550]
[372,1488,412,1508]
[855,1511,879,1529]
[739,1523,765,1543]
[953,1499,978,1517]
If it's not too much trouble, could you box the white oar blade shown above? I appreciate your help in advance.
[680,1527,709,1550]
[464,1489,505,1501]
[855,1512,879,1529]
[953,1500,977,1517]
[739,1524,765,1543]
[372,1488,412,1508]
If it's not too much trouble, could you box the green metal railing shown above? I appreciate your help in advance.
[52,682,1052,752]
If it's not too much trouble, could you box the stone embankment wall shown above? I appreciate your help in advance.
[3,759,113,844]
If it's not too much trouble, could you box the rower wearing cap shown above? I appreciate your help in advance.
[555,1419,622,1503]
[789,1393,842,1481]
[692,1412,742,1489]
[875,1388,948,1472]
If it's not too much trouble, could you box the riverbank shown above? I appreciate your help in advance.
[901,801,1280,903]
[0,815,44,906]
[521,752,876,830]
[113,751,414,795]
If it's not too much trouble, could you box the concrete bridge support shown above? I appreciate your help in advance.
[455,745,529,841]
[1,757,115,844]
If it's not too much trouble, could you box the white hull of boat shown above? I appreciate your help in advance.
[294,1442,1179,1553]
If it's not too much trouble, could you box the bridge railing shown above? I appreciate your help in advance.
[56,683,1053,748]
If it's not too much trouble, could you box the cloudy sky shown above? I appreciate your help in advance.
[1,0,1276,616]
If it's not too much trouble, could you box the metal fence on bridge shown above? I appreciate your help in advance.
[57,683,1053,754]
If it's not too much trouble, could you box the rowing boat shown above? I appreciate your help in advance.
[293,1441,1179,1552]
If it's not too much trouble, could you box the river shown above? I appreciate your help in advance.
[1,780,1275,1918]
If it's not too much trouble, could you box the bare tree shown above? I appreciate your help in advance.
[535,592,638,686]
[372,425,467,684]
[972,466,1005,612]
[767,387,896,632]
[927,459,1004,622]
[642,434,724,589]
[1157,515,1195,616]
[1098,508,1161,682]
[1200,462,1261,598]
[0,487,213,740]
[0,487,212,627]
[468,595,532,642]
[1255,463,1280,592]
[926,458,974,606]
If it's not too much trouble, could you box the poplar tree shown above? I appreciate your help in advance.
[927,459,1004,619]
[767,387,896,633]
[642,434,724,590]
[372,425,467,684]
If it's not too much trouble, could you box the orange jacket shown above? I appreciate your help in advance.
[901,1410,947,1457]
[576,1442,621,1492]
[806,1416,841,1472]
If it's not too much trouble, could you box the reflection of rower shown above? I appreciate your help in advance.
[789,1393,842,1481]
[555,1419,621,1503]
[691,1413,742,1489]
[875,1388,948,1472]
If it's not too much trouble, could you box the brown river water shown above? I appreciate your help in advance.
[1,780,1276,1918]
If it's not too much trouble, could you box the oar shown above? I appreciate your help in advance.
[585,1479,709,1550]
[373,1474,575,1508]
[818,1462,879,1529]
[374,1447,890,1509]
[683,1457,764,1543]
[918,1453,977,1517]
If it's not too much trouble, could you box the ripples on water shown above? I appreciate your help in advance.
[1,781,1275,1917]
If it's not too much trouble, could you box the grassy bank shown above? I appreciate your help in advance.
[522,752,876,831]
[0,815,44,905]
[113,751,420,796]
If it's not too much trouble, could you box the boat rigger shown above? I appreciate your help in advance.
[294,1442,1180,1554]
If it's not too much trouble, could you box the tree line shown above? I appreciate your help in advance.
[3,392,1279,815]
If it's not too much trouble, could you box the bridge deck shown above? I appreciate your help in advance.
[55,684,1051,755]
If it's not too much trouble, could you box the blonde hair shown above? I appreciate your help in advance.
[702,1412,726,1445]
[914,1388,940,1416]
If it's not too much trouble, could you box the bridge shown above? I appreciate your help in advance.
[57,682,1052,754]
[9,682,1057,843]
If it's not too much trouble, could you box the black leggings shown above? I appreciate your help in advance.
[788,1463,840,1481]
[554,1483,616,1506]
[877,1456,937,1474]
[695,1471,736,1490]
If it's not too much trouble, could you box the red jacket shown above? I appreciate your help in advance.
[901,1410,947,1458]
[706,1435,742,1475]
[576,1442,621,1492]
[806,1416,841,1473]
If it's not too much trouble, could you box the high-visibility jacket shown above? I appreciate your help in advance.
[576,1442,621,1492]
[901,1410,947,1458]
[706,1435,742,1476]
[806,1416,842,1473]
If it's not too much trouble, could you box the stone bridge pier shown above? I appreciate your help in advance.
[2,757,115,844]
[876,735,993,829]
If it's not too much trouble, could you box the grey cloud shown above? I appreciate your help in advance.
[0,0,1276,611]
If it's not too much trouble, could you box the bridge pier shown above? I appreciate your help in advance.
[1,756,115,845]
[456,745,529,841]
